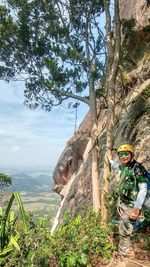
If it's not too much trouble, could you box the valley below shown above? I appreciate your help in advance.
[0,168,61,226]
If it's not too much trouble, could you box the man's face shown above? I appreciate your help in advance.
[118,151,133,164]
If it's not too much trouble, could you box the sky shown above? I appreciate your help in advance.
[0,81,88,170]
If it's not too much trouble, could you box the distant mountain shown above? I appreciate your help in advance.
[0,168,60,222]
[0,168,54,194]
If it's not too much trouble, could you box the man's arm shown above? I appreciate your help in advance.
[130,182,147,220]
[134,182,147,209]
[130,162,148,220]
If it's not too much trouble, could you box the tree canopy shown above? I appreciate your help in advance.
[0,173,12,191]
[0,0,106,110]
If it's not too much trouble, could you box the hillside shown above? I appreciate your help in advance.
[9,172,53,193]
[0,168,60,224]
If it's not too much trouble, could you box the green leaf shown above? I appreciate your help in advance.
[67,255,77,267]
[13,192,28,232]
[10,234,20,251]
[104,243,113,250]
[0,206,2,216]
[78,253,88,265]
[0,193,15,247]
[0,244,13,257]
[9,210,15,224]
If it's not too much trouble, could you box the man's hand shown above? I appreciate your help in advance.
[129,208,140,220]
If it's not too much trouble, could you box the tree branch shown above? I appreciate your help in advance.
[44,82,90,106]
[103,0,112,59]
[108,0,121,85]
[55,1,87,63]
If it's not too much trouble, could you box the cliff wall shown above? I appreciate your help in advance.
[119,0,150,27]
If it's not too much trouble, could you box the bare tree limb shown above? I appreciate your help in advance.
[44,82,90,105]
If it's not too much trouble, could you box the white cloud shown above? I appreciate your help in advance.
[11,145,21,153]
[0,81,89,169]
[0,128,6,135]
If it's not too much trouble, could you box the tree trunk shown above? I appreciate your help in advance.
[90,64,101,213]
[101,0,121,225]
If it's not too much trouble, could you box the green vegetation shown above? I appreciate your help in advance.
[122,18,136,39]
[143,84,150,97]
[0,193,28,265]
[0,173,12,191]
[0,0,105,109]
[1,196,115,267]
[140,84,150,113]
[121,20,150,70]
[1,194,150,267]
[142,52,150,64]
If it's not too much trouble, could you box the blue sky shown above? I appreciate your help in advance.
[0,81,88,170]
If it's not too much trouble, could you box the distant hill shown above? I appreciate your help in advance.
[0,168,60,222]
[0,168,54,194]
[9,174,52,193]
[9,174,53,194]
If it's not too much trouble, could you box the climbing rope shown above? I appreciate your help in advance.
[72,102,80,133]
[60,102,80,133]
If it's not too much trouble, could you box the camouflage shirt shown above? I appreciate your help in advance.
[118,160,147,202]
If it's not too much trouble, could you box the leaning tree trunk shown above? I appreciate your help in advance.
[90,65,101,212]
[101,0,121,225]
[84,10,101,213]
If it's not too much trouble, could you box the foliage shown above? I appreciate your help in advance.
[0,208,20,266]
[0,0,106,110]
[5,209,115,267]
[132,228,150,252]
[122,72,132,85]
[143,84,150,97]
[139,85,150,113]
[0,192,28,265]
[3,200,150,267]
[0,173,12,191]
[142,52,150,64]
[0,5,17,80]
[121,22,150,70]
[121,18,136,40]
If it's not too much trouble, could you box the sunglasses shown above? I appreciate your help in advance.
[118,151,130,157]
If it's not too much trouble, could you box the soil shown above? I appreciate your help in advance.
[103,230,150,267]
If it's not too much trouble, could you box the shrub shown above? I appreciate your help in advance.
[7,209,115,266]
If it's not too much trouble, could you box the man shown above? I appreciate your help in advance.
[110,143,148,256]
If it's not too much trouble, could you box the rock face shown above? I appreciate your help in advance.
[52,112,91,195]
[119,0,150,27]
[51,2,150,230]
[51,109,107,231]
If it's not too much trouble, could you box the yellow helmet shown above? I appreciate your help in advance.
[117,144,134,153]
